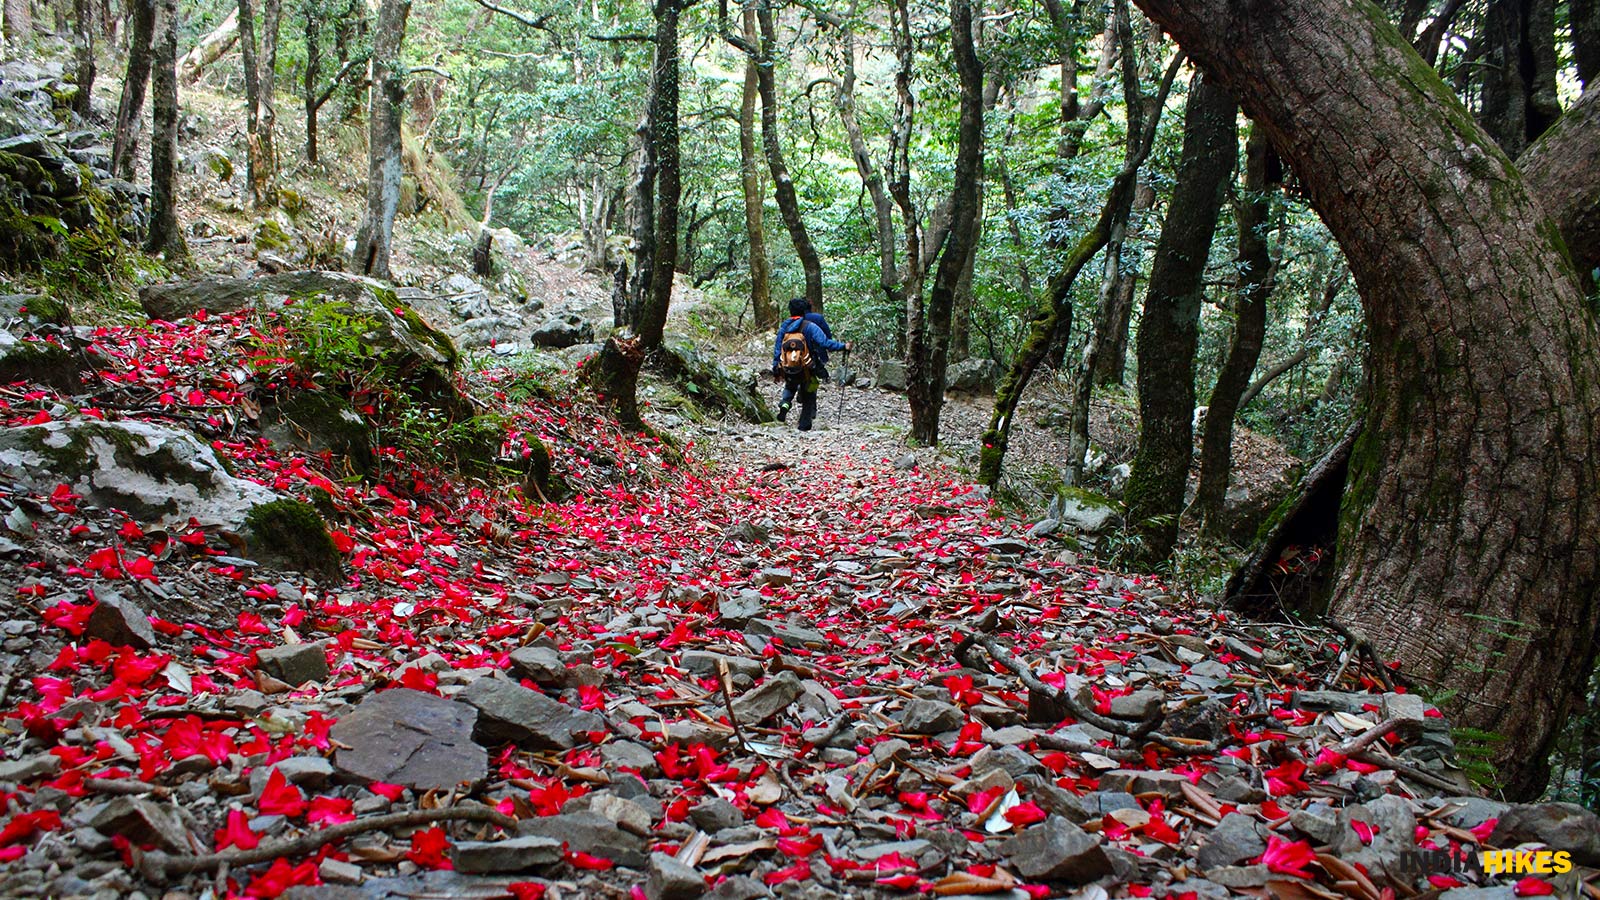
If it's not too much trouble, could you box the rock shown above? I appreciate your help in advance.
[249,756,335,794]
[648,852,705,900]
[1205,865,1272,888]
[717,590,765,625]
[85,592,155,649]
[0,333,84,391]
[1489,802,1600,866]
[998,817,1113,883]
[244,499,342,576]
[681,650,763,681]
[1381,691,1433,722]
[517,811,647,867]
[600,740,659,775]
[1197,813,1266,870]
[507,646,567,687]
[530,313,594,349]
[1053,487,1119,534]
[588,792,654,835]
[1096,769,1191,799]
[945,358,999,394]
[0,753,61,782]
[899,698,964,735]
[331,689,487,790]
[730,671,802,724]
[744,618,827,647]
[1289,691,1381,714]
[458,676,603,750]
[722,522,770,545]
[1437,796,1510,829]
[755,568,793,587]
[1029,518,1061,538]
[138,271,459,398]
[318,858,363,885]
[689,797,744,833]
[1288,805,1340,844]
[970,745,1047,780]
[450,835,563,873]
[259,391,374,473]
[0,417,281,529]
[1107,690,1163,720]
[894,453,917,470]
[89,798,197,853]
[255,643,328,686]
[706,874,770,900]
[876,360,906,392]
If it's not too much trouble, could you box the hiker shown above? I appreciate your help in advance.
[772,297,849,431]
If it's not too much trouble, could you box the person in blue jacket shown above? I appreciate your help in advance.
[771,297,849,431]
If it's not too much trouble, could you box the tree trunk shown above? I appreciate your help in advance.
[144,0,185,260]
[1123,72,1237,564]
[72,0,95,117]
[904,0,982,446]
[1518,84,1600,291]
[348,0,409,280]
[1093,176,1156,386]
[1576,0,1600,87]
[755,2,823,311]
[178,7,237,84]
[1478,0,1561,155]
[635,0,680,351]
[625,66,657,330]
[3,0,32,45]
[1135,0,1600,799]
[238,0,280,208]
[111,0,155,181]
[1195,128,1278,537]
[580,337,645,431]
[303,5,320,164]
[738,7,775,330]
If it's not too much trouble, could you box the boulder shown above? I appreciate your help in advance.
[876,360,907,392]
[530,313,595,349]
[0,332,84,391]
[1489,802,1600,866]
[331,689,487,790]
[1047,487,1119,534]
[0,417,281,529]
[458,675,604,750]
[259,391,374,473]
[945,358,999,394]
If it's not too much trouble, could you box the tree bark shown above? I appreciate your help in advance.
[580,337,645,431]
[635,0,680,351]
[738,7,775,329]
[1517,84,1600,290]
[904,0,983,446]
[1123,72,1237,564]
[755,2,823,311]
[3,0,32,45]
[238,0,281,208]
[111,0,156,181]
[178,7,237,84]
[1195,128,1279,537]
[1576,0,1600,87]
[144,0,186,260]
[1135,0,1600,799]
[72,0,95,117]
[1094,176,1156,386]
[348,0,409,280]
[1478,0,1561,155]
[303,3,321,164]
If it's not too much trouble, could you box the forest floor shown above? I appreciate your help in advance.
[2,300,1589,900]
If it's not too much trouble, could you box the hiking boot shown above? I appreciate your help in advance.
[777,400,791,422]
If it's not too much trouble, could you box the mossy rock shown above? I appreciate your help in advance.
[657,342,774,424]
[522,435,568,501]
[260,391,376,474]
[0,335,83,391]
[244,499,342,577]
[252,217,295,253]
[0,293,67,325]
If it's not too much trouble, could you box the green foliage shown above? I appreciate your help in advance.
[244,499,341,576]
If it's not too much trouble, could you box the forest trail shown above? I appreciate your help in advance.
[1,309,1569,900]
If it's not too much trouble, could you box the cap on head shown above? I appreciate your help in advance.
[788,297,811,316]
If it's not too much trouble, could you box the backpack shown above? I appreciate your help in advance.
[778,318,813,377]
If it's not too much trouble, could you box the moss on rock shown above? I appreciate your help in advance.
[245,499,342,577]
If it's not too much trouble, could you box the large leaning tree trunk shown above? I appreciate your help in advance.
[634,0,681,351]
[1135,0,1600,799]
[1195,127,1280,537]
[1518,84,1600,292]
[144,0,186,260]
[348,0,409,281]
[1123,71,1236,564]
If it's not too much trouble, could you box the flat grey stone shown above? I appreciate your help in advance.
[730,671,802,724]
[998,817,1112,883]
[648,852,705,900]
[681,650,763,681]
[1197,813,1266,870]
[256,643,328,686]
[0,753,61,783]
[86,592,155,650]
[331,689,487,790]
[899,698,963,735]
[508,646,566,687]
[459,676,603,750]
[517,811,647,867]
[450,835,563,873]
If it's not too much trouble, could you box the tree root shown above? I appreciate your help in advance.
[139,804,517,882]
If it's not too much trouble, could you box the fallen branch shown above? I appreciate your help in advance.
[956,630,1218,756]
[1310,716,1414,775]
[140,804,516,881]
[1350,751,1464,794]
[1326,620,1403,692]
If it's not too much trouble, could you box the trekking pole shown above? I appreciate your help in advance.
[837,348,849,422]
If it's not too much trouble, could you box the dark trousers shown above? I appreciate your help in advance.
[780,372,820,431]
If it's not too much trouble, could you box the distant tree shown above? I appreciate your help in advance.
[238,0,283,208]
[72,0,95,117]
[3,0,32,46]
[348,0,410,280]
[737,5,775,329]
[1123,72,1236,563]
[111,0,156,180]
[145,0,186,260]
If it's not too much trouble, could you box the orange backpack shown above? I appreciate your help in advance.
[778,317,813,377]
